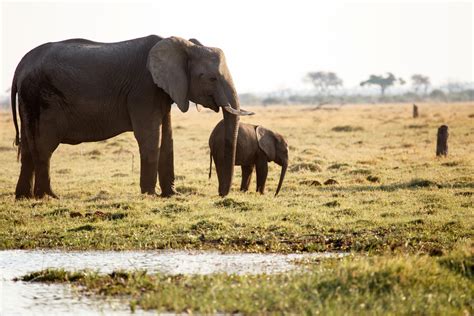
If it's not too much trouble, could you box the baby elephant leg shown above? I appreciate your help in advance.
[255,158,268,194]
[240,165,254,192]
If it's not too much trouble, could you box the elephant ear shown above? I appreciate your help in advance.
[256,126,276,162]
[147,37,191,112]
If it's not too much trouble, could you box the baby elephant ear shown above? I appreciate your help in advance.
[256,126,276,161]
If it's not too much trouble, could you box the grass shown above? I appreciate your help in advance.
[0,102,473,253]
[18,242,473,314]
[3,102,473,313]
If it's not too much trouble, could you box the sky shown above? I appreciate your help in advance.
[1,0,472,94]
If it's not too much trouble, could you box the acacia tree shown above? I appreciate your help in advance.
[411,74,430,95]
[360,72,405,96]
[305,71,343,95]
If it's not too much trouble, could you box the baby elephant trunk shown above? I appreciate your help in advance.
[275,163,287,196]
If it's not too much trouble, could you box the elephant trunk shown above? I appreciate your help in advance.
[275,163,287,196]
[218,79,241,197]
[220,110,238,196]
[216,65,255,196]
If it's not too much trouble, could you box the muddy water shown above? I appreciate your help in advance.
[0,250,346,315]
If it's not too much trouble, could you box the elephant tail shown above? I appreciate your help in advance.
[209,151,213,179]
[11,75,20,161]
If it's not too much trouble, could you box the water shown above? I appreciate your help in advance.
[0,250,346,315]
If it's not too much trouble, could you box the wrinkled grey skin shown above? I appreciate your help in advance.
[209,120,289,196]
[11,35,251,199]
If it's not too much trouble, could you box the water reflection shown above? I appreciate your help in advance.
[0,250,346,315]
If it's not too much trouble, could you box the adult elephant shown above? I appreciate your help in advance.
[11,35,252,199]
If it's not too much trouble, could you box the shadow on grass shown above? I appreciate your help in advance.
[314,179,474,193]
[68,225,95,232]
[214,198,254,212]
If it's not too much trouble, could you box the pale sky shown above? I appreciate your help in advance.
[1,0,472,93]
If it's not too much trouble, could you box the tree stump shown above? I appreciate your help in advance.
[436,125,448,156]
[413,104,419,118]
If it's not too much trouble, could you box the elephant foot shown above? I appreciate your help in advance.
[15,191,34,200]
[15,182,34,200]
[161,188,178,198]
[140,182,156,194]
[34,189,59,199]
[141,188,159,197]
[48,191,59,199]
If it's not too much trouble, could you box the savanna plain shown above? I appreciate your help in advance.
[1,103,473,314]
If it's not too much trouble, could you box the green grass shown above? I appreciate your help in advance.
[19,242,473,314]
[0,103,473,253]
[3,102,473,313]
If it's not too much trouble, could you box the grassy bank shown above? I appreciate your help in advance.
[0,103,473,253]
[20,242,473,314]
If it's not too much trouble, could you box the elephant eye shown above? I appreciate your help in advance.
[209,77,217,82]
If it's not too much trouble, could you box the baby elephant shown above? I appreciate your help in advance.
[209,120,289,196]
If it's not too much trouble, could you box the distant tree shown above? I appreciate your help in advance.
[272,87,293,99]
[442,81,466,93]
[238,93,261,105]
[305,71,343,95]
[429,89,446,101]
[262,96,283,106]
[360,73,404,96]
[411,74,430,95]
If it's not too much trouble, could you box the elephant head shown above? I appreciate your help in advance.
[256,126,289,196]
[147,37,252,196]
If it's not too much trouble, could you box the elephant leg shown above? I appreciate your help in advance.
[15,131,34,199]
[28,129,59,199]
[255,157,268,194]
[33,153,57,198]
[240,165,254,192]
[213,152,228,193]
[158,107,177,197]
[129,90,168,196]
[134,123,161,195]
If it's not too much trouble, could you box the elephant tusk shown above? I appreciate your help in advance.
[223,105,255,116]
[195,103,202,112]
